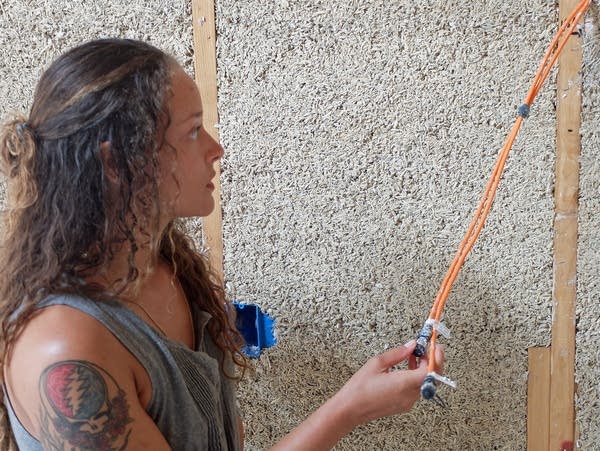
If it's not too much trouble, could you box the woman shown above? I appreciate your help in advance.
[0,39,442,450]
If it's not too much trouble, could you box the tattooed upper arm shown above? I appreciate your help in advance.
[38,360,133,451]
[5,306,172,450]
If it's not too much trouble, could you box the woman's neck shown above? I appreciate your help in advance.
[88,244,159,300]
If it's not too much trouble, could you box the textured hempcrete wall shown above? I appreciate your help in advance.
[216,1,597,450]
[0,1,598,450]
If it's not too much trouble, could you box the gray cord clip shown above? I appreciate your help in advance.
[517,104,530,118]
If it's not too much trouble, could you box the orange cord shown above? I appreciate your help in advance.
[424,0,591,375]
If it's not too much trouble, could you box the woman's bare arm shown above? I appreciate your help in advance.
[6,305,172,450]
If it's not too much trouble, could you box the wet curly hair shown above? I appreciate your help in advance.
[0,38,245,449]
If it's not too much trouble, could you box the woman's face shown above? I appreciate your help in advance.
[158,66,224,223]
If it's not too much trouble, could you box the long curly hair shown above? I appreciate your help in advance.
[0,39,246,449]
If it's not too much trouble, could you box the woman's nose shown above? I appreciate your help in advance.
[205,129,224,161]
[214,141,224,160]
[211,141,224,162]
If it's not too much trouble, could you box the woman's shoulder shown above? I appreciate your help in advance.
[17,301,122,350]
[7,302,138,379]
[6,301,134,387]
[5,301,149,437]
[4,300,162,447]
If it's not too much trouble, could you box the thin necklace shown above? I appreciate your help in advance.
[121,281,196,350]
[122,298,169,336]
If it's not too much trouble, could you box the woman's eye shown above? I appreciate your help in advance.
[190,126,201,139]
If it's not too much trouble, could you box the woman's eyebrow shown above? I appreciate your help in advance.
[180,112,203,124]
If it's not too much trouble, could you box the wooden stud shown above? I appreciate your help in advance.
[191,0,224,284]
[528,347,551,451]
[549,1,584,449]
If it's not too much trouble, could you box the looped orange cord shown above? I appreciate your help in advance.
[415,0,591,403]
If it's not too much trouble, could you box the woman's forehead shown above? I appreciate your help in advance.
[169,68,203,120]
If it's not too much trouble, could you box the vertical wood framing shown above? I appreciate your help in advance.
[191,0,224,284]
[549,1,584,449]
[528,348,551,451]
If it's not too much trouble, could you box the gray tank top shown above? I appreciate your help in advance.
[4,294,241,450]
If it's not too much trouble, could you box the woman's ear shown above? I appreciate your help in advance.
[99,141,119,184]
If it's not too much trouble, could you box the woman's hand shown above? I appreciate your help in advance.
[270,340,445,451]
[334,340,445,426]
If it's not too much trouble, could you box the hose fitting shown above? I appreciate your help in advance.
[413,322,433,357]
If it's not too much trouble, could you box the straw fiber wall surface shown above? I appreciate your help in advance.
[0,0,598,450]
[215,1,597,449]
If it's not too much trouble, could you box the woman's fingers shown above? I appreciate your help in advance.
[370,341,446,379]
[417,344,445,372]
[339,342,449,425]
[372,340,416,371]
[408,353,417,370]
[434,345,445,373]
